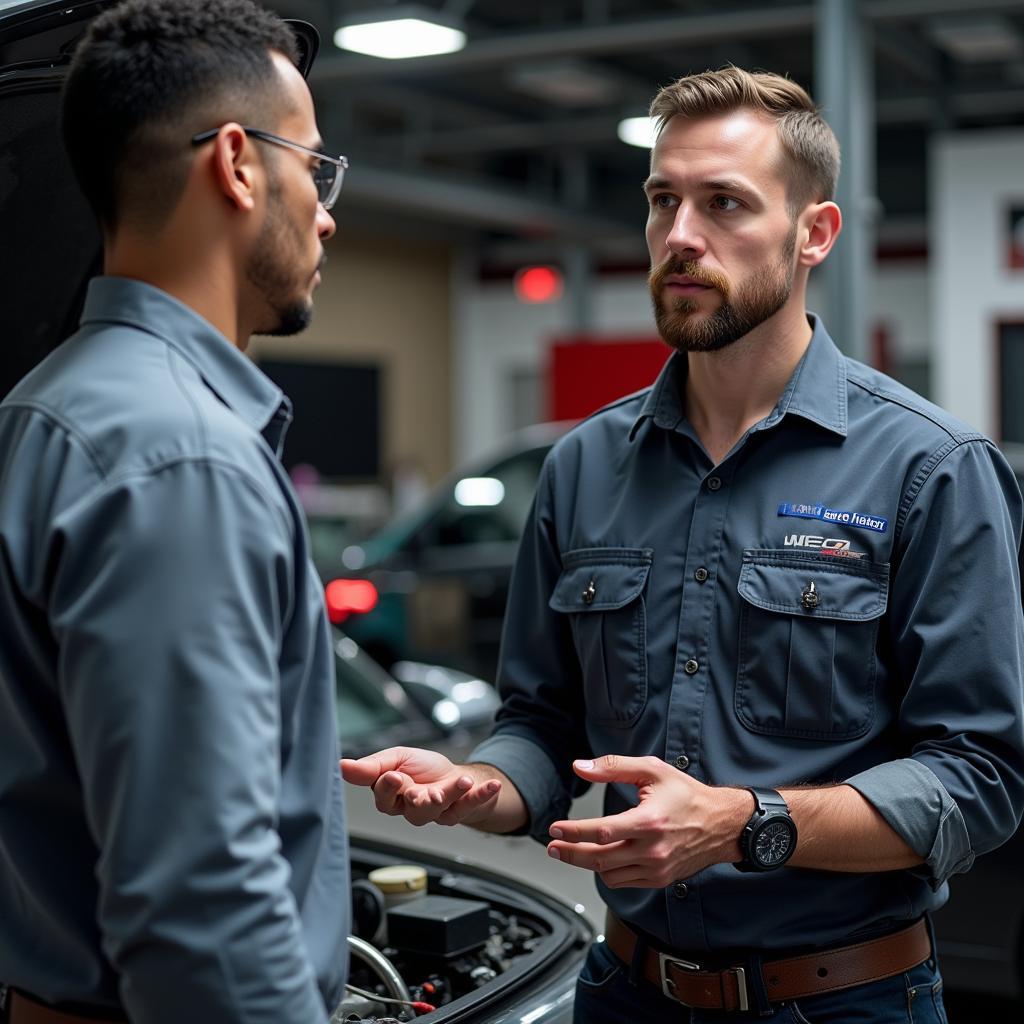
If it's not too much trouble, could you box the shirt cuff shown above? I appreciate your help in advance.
[845,758,974,889]
[468,733,570,842]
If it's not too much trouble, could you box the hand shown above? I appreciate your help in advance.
[545,755,752,888]
[340,747,502,827]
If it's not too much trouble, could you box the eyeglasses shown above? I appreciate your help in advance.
[191,126,349,211]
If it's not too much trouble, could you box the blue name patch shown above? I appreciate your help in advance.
[778,502,888,534]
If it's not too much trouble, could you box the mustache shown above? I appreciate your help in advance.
[648,256,730,297]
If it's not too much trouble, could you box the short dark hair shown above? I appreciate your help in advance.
[650,67,840,213]
[62,0,299,231]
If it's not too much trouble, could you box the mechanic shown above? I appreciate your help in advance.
[0,2,349,1022]
[342,67,1024,1022]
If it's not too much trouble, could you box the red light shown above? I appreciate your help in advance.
[515,266,563,304]
[324,579,379,624]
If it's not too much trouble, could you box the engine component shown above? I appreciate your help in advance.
[387,894,491,958]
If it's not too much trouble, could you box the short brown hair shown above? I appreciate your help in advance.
[649,67,840,213]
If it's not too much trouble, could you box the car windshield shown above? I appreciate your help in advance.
[333,634,410,742]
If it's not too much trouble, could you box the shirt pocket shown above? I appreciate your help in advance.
[549,547,653,727]
[734,549,889,741]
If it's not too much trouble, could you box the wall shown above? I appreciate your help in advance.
[931,130,1024,439]
[250,230,453,486]
[455,262,930,463]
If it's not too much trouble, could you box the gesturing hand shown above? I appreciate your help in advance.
[546,756,752,888]
[340,747,502,827]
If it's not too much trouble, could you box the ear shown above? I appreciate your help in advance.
[797,201,842,268]
[208,123,259,213]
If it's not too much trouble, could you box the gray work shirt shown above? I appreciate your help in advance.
[0,278,348,1021]
[472,316,1024,953]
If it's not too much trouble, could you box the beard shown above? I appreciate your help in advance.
[649,225,797,354]
[246,176,317,337]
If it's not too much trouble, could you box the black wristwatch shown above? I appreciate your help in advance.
[735,787,797,872]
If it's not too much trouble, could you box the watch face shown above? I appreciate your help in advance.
[754,819,794,866]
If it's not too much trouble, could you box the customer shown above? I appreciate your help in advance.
[0,2,349,1021]
[343,67,1024,1022]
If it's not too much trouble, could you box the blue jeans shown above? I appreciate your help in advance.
[573,938,949,1023]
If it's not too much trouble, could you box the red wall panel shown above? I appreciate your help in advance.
[549,336,671,421]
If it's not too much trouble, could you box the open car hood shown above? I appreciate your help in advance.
[0,0,318,399]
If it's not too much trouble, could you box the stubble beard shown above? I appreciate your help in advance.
[649,224,798,354]
[246,175,316,337]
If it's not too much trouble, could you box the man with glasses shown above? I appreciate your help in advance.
[0,2,350,1022]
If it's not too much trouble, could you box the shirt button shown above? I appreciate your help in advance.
[673,881,689,900]
[582,579,597,605]
[684,658,699,675]
[694,567,709,583]
[707,476,722,491]
[674,754,690,771]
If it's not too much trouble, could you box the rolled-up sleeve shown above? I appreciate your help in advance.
[49,458,329,1024]
[848,438,1024,887]
[468,454,592,843]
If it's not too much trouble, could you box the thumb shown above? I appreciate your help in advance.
[340,754,397,787]
[571,754,664,786]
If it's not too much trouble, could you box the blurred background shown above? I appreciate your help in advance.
[260,4,1024,1013]
[4,0,1024,1014]
[254,0,1024,559]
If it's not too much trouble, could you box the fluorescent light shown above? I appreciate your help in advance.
[334,8,466,60]
[454,477,505,507]
[617,116,659,149]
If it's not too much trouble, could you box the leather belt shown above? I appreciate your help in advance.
[604,912,932,1013]
[8,991,127,1024]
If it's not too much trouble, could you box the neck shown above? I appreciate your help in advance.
[104,224,253,349]
[682,301,813,466]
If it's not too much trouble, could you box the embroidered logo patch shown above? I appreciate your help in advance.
[778,502,888,534]
[783,534,865,558]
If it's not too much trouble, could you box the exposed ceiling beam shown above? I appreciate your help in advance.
[343,164,636,240]
[874,23,942,85]
[863,0,1024,21]
[313,1,1024,84]
[877,86,1024,123]
[312,5,817,82]
[369,115,629,156]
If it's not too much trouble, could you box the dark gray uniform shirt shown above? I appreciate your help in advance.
[471,316,1024,953]
[0,278,348,1022]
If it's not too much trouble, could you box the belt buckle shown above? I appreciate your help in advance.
[658,953,750,1012]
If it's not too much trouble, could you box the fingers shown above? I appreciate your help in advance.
[396,772,473,826]
[369,770,500,827]
[548,807,647,845]
[546,837,681,888]
[436,779,502,826]
[340,748,413,787]
[571,754,667,785]
[546,838,630,873]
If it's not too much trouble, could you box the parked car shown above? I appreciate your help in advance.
[327,421,571,681]
[333,628,500,758]
[0,5,592,1021]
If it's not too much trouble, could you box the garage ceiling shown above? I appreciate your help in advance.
[275,0,1024,265]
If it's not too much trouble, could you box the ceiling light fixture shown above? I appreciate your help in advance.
[617,116,659,149]
[334,4,467,60]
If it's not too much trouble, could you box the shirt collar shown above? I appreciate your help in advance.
[80,277,290,446]
[629,313,848,441]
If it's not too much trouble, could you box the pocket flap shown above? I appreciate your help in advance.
[549,548,653,612]
[738,551,888,622]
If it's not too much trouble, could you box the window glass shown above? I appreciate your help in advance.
[334,636,409,742]
[426,446,549,548]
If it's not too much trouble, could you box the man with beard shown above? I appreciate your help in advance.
[0,2,349,1022]
[342,68,1024,1022]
